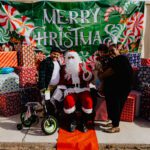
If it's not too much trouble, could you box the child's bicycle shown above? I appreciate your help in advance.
[17,93,58,135]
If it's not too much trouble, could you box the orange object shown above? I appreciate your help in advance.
[57,128,99,150]
[0,51,18,67]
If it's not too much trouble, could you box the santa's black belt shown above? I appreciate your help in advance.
[66,84,88,88]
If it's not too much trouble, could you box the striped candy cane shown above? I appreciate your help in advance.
[104,6,124,22]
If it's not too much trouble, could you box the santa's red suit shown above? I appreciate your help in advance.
[60,51,94,115]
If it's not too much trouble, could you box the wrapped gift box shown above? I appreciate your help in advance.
[130,90,141,117]
[141,58,150,67]
[138,82,150,93]
[0,92,21,116]
[16,67,37,88]
[132,67,140,90]
[140,96,150,120]
[126,52,141,68]
[35,52,46,70]
[20,45,35,67]
[138,66,150,83]
[95,98,108,121]
[0,72,19,94]
[20,87,41,105]
[121,94,136,122]
[0,51,18,67]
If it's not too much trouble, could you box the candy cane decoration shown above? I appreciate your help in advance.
[0,4,22,31]
[86,52,98,70]
[104,6,124,22]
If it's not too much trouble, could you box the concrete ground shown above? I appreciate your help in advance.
[0,114,150,149]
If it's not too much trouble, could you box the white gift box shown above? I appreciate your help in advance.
[0,72,19,94]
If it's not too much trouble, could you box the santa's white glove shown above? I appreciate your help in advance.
[65,73,71,80]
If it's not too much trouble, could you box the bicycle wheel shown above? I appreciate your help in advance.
[41,116,58,135]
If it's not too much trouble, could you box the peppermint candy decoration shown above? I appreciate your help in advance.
[0,4,21,31]
[119,30,135,49]
[0,27,10,43]
[16,16,34,36]
[104,6,124,22]
[126,12,144,36]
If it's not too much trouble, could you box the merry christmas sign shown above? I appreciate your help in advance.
[0,1,144,57]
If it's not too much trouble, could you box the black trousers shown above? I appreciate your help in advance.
[105,92,129,127]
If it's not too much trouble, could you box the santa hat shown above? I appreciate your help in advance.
[65,50,76,54]
[65,50,82,62]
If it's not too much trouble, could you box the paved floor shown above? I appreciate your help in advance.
[0,114,150,145]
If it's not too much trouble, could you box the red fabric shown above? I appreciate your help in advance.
[57,128,99,150]
[64,91,93,110]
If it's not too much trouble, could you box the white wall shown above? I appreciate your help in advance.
[142,2,150,58]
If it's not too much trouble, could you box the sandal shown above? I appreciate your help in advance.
[103,127,120,133]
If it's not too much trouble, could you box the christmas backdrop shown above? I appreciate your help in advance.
[0,0,144,59]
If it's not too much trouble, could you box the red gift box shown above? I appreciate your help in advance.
[121,94,136,122]
[141,58,150,67]
[20,45,35,67]
[0,92,21,117]
[16,66,37,88]
[0,51,18,67]
[95,98,108,121]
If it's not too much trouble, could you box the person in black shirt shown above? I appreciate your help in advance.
[98,44,133,133]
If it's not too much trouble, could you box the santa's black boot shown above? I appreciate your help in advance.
[67,112,77,132]
[80,112,89,133]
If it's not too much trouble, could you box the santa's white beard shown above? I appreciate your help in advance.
[65,59,80,85]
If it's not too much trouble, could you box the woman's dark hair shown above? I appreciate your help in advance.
[98,44,109,53]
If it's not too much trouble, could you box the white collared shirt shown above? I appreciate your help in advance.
[49,61,60,85]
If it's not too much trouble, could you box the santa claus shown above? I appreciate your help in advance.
[60,50,94,132]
